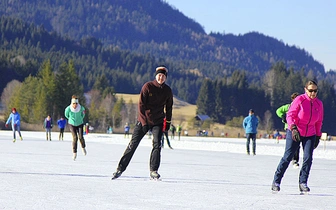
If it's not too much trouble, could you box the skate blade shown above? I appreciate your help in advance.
[150,177,162,181]
[271,190,279,194]
[300,191,309,195]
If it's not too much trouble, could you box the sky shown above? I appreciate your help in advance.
[1,130,336,209]
[164,0,336,71]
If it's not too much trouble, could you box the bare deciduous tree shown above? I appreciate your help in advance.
[1,80,22,111]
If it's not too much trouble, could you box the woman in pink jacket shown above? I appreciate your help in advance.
[272,80,324,194]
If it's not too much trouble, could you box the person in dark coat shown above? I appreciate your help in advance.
[112,65,173,180]
[43,115,53,141]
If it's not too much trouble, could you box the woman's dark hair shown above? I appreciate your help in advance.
[305,80,317,88]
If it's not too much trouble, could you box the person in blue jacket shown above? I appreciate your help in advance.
[243,109,259,155]
[57,117,67,141]
[5,108,23,143]
[124,122,130,138]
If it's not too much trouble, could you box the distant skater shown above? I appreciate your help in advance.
[243,109,259,155]
[124,122,130,138]
[5,108,23,142]
[43,115,53,141]
[57,117,67,140]
[161,118,173,149]
[176,124,182,140]
[276,92,300,168]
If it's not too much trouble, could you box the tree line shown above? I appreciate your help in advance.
[1,59,138,132]
[2,59,336,135]
[196,62,336,134]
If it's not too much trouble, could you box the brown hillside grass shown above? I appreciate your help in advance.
[116,93,246,137]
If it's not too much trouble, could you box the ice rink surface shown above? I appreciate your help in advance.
[0,131,335,210]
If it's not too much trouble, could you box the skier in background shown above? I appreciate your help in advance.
[5,107,23,142]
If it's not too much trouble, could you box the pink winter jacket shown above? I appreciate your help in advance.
[287,93,323,137]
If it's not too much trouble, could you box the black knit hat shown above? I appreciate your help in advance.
[155,66,168,77]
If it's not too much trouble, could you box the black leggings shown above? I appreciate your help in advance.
[68,124,86,153]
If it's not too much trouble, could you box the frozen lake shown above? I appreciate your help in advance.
[0,131,335,209]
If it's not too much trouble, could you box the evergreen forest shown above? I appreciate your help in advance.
[1,1,336,134]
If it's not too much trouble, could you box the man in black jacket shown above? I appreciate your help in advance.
[112,65,173,180]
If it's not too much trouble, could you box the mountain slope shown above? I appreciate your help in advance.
[0,0,325,78]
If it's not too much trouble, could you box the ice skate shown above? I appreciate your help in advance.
[13,139,16,143]
[82,148,87,156]
[73,153,77,161]
[20,136,23,141]
[150,171,161,180]
[111,170,123,180]
[271,182,280,193]
[299,183,310,195]
[293,161,299,169]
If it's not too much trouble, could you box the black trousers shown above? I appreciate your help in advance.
[117,121,163,172]
[59,128,65,139]
[69,124,86,153]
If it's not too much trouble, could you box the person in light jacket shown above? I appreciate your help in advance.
[5,108,23,142]
[272,80,324,193]
[64,95,87,160]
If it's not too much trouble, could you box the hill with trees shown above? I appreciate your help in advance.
[1,0,336,134]
[0,0,327,77]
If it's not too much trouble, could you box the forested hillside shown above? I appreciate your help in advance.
[1,0,336,134]
[0,0,326,77]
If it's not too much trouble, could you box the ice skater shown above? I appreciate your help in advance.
[64,95,87,160]
[243,109,259,155]
[161,118,173,149]
[276,92,300,168]
[57,117,67,140]
[5,108,23,142]
[272,80,323,194]
[112,65,173,180]
[43,115,53,141]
